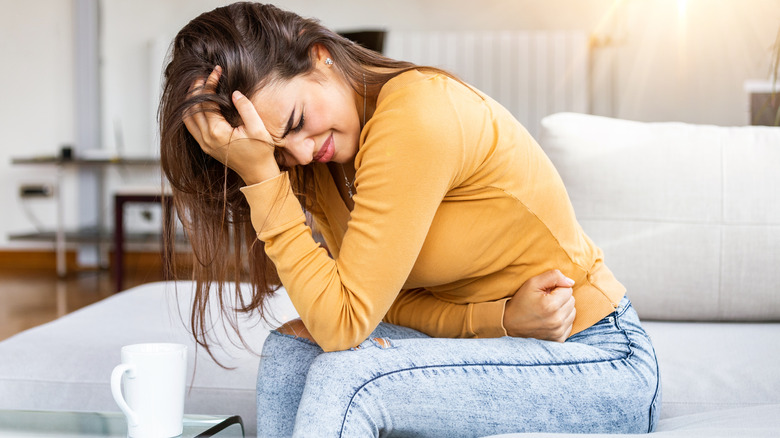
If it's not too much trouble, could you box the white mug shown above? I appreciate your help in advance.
[111,343,187,438]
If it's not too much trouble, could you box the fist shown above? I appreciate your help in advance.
[503,270,576,342]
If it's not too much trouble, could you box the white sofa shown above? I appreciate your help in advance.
[1,113,778,437]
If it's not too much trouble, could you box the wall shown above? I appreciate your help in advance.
[97,0,620,157]
[99,0,780,157]
[1,0,778,249]
[595,0,780,124]
[0,0,78,249]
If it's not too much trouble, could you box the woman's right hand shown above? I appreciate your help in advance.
[183,66,281,186]
[503,270,576,342]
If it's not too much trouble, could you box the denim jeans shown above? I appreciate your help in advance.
[256,297,661,437]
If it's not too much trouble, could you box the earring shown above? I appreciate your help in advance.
[325,58,334,66]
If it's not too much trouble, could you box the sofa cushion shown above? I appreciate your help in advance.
[642,321,780,419]
[539,113,780,321]
[0,281,298,437]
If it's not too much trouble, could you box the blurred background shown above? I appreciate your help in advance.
[0,0,778,336]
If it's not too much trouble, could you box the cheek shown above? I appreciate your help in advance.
[316,91,358,132]
[279,148,301,167]
[306,111,329,133]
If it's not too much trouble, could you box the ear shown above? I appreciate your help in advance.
[311,44,332,67]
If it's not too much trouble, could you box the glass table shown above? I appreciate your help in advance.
[0,410,243,437]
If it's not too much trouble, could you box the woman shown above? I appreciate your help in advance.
[160,3,661,437]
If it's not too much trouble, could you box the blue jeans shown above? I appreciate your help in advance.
[256,297,661,437]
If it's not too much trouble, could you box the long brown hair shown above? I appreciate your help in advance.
[160,2,457,361]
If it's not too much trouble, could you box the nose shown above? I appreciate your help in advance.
[283,135,316,166]
[303,137,315,152]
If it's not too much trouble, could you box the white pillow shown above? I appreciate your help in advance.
[540,113,780,321]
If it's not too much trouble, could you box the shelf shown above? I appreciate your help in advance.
[9,228,187,245]
[11,157,160,166]
[9,155,173,280]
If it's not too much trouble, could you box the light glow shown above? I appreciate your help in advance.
[590,0,628,47]
[677,0,689,79]
[677,0,688,19]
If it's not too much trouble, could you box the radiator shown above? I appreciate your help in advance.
[384,31,589,139]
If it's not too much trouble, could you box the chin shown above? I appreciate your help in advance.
[334,147,356,164]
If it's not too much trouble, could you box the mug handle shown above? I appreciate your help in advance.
[111,363,139,427]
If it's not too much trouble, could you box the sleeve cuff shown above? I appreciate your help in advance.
[469,298,510,338]
[240,172,306,240]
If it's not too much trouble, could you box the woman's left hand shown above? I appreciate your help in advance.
[183,66,281,185]
[503,270,576,342]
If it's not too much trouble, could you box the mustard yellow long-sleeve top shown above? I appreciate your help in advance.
[241,70,625,352]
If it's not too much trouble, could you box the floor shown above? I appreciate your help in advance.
[0,261,167,342]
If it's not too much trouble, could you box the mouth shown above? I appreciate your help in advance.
[313,134,335,163]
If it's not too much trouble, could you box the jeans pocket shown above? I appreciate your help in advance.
[567,300,632,357]
[567,308,618,341]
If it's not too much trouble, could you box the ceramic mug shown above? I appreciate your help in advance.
[111,343,187,438]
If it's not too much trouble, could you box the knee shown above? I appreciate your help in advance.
[275,318,316,343]
[259,320,321,359]
[258,325,324,379]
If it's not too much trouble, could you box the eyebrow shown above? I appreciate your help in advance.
[280,109,295,139]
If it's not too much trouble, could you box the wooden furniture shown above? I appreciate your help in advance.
[9,156,161,278]
[745,79,779,126]
[113,192,174,293]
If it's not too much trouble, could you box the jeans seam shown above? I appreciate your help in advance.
[647,342,663,433]
[338,354,632,436]
[614,299,661,432]
[614,296,632,319]
[611,305,634,361]
[337,299,649,436]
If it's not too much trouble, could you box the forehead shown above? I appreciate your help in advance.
[254,76,305,104]
[251,76,310,130]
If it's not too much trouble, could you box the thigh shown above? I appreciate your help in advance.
[256,321,431,437]
[294,298,661,437]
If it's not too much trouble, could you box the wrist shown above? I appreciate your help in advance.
[503,297,537,338]
[241,161,281,186]
[472,299,509,338]
[503,298,521,337]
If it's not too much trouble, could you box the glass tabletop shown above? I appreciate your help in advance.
[0,410,243,437]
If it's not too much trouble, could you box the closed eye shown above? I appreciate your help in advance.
[291,112,304,134]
